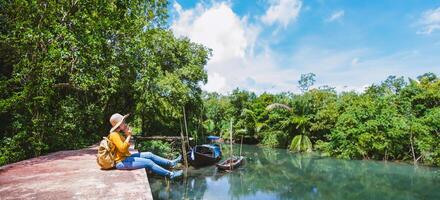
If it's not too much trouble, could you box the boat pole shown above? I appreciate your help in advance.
[230,119,233,170]
[240,135,243,157]
[182,107,189,197]
[179,118,188,169]
[183,106,190,148]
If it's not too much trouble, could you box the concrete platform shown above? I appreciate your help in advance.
[0,145,153,200]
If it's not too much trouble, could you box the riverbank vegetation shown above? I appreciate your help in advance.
[0,1,438,167]
[202,73,440,166]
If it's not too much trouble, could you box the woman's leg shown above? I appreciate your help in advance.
[136,152,180,167]
[115,156,171,177]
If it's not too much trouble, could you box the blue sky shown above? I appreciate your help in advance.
[169,0,440,94]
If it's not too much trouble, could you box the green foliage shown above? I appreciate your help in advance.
[318,76,440,165]
[136,140,177,159]
[260,131,287,148]
[202,73,440,166]
[202,119,215,133]
[0,1,438,168]
[133,29,210,135]
[289,135,312,153]
[298,73,316,93]
[0,0,209,166]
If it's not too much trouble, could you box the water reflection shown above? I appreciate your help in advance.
[149,145,440,200]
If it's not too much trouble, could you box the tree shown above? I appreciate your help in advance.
[201,73,439,166]
[266,103,313,152]
[417,72,437,83]
[298,73,316,93]
[0,0,210,166]
[133,30,210,135]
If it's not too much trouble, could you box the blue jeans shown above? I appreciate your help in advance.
[115,152,173,176]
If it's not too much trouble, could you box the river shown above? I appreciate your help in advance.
[148,144,440,200]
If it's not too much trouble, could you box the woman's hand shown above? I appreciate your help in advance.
[124,125,132,136]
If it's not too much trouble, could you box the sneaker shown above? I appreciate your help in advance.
[170,154,182,167]
[169,170,183,179]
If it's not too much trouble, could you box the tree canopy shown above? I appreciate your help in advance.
[201,74,440,166]
[0,0,210,165]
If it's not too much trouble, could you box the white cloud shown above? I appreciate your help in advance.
[417,7,440,35]
[171,1,262,93]
[171,2,252,63]
[290,47,366,72]
[261,0,302,28]
[326,10,345,22]
[203,72,227,92]
[289,46,440,93]
[204,50,302,94]
[351,57,359,65]
[171,1,302,94]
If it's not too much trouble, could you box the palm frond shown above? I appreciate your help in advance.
[290,135,313,152]
[255,122,267,133]
[266,103,292,111]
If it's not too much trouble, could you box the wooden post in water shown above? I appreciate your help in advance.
[179,118,188,169]
[240,135,243,157]
[200,107,204,142]
[230,119,233,170]
[165,177,170,191]
[183,106,190,149]
[182,106,192,177]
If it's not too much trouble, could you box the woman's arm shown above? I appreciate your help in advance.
[109,132,130,152]
[124,134,131,145]
[124,126,132,145]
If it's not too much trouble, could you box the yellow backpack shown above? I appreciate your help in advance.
[96,136,115,169]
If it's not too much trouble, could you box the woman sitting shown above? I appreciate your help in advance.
[108,113,183,179]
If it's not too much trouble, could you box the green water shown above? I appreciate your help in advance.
[149,144,440,200]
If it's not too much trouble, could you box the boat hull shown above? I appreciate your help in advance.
[187,144,222,168]
[216,156,245,171]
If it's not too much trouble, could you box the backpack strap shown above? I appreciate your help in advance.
[105,133,116,155]
[106,133,114,144]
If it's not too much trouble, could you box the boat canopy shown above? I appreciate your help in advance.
[200,144,221,158]
[207,135,221,141]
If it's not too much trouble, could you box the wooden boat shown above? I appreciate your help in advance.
[187,144,222,167]
[216,119,245,171]
[216,156,244,171]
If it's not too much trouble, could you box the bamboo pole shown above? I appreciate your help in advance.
[240,135,243,157]
[410,131,417,165]
[200,107,204,143]
[179,119,188,168]
[183,172,189,200]
[230,119,233,170]
[135,136,193,141]
[183,106,190,149]
[165,177,170,192]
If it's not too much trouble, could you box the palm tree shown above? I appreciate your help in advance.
[202,119,215,134]
[235,109,257,138]
[266,103,313,152]
[235,109,286,147]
